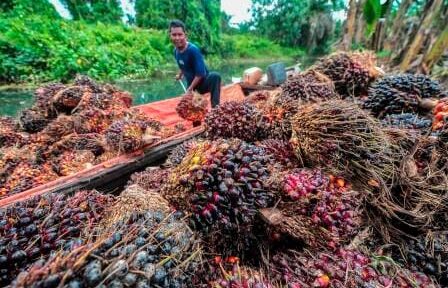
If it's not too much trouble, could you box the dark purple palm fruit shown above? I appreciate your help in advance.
[166,138,276,256]
[126,166,171,191]
[313,51,380,98]
[281,70,339,103]
[18,108,50,133]
[205,101,265,142]
[105,119,146,153]
[363,74,445,118]
[381,113,432,131]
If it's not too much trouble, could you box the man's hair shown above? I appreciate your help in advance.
[169,20,186,32]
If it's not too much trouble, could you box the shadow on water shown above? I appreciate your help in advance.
[0,58,301,117]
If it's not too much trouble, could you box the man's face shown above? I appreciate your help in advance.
[170,27,187,49]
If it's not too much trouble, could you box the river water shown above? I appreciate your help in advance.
[0,59,297,117]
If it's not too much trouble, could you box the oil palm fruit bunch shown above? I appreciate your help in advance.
[381,233,448,286]
[165,138,276,256]
[0,118,26,148]
[363,74,445,118]
[13,196,202,288]
[432,98,448,131]
[381,113,432,131]
[281,70,338,103]
[74,74,103,93]
[176,92,208,122]
[0,190,114,286]
[72,108,112,134]
[127,167,171,191]
[51,86,89,113]
[270,248,435,288]
[264,169,361,250]
[75,91,116,111]
[290,100,395,184]
[18,108,50,133]
[33,83,66,118]
[205,101,264,142]
[202,256,273,288]
[39,115,75,139]
[0,162,57,196]
[51,133,106,157]
[105,119,147,153]
[0,147,26,187]
[257,139,300,170]
[51,150,95,176]
[165,139,199,167]
[313,51,380,98]
[243,90,272,110]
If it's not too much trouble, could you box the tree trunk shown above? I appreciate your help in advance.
[340,0,357,51]
[371,18,386,52]
[420,26,448,73]
[354,0,366,46]
[400,0,444,72]
[383,0,412,52]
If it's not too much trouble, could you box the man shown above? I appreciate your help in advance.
[169,19,221,109]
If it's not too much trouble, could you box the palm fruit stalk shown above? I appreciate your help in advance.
[205,101,265,142]
[18,108,50,133]
[13,191,202,288]
[33,83,66,119]
[162,138,276,257]
[126,167,171,191]
[51,150,95,176]
[280,70,338,103]
[262,169,361,251]
[0,190,113,286]
[105,119,150,153]
[381,113,432,132]
[257,139,300,170]
[269,247,435,288]
[176,92,208,122]
[312,51,380,98]
[39,114,75,139]
[50,133,106,157]
[0,162,58,196]
[363,74,446,118]
[243,90,272,110]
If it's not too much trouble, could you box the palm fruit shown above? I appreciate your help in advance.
[0,147,26,187]
[432,98,448,130]
[363,74,445,118]
[14,192,202,288]
[163,138,276,256]
[165,139,199,167]
[50,133,106,156]
[105,119,146,153]
[205,101,264,142]
[280,70,338,103]
[262,169,361,251]
[176,92,208,122]
[73,74,103,93]
[257,139,300,170]
[33,83,66,118]
[0,162,58,196]
[270,247,435,288]
[51,150,95,176]
[51,86,88,112]
[313,51,379,98]
[244,90,272,110]
[0,190,113,286]
[74,91,116,111]
[72,108,112,134]
[126,167,171,191]
[381,113,432,131]
[93,151,117,164]
[18,108,49,133]
[0,126,26,148]
[202,256,273,288]
[39,114,75,139]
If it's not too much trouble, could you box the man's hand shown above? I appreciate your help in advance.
[175,73,183,81]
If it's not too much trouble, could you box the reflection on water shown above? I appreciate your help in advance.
[0,58,296,116]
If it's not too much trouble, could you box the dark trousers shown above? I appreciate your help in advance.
[195,72,221,108]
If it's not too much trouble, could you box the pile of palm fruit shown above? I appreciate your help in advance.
[1,51,448,287]
[0,75,181,198]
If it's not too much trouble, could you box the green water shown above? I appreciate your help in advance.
[0,59,296,117]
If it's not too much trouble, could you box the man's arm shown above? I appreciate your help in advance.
[175,70,183,81]
[186,75,203,93]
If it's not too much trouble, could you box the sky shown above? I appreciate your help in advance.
[221,0,253,25]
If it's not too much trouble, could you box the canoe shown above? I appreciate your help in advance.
[0,83,245,208]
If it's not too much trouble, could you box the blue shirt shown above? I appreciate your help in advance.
[174,43,208,85]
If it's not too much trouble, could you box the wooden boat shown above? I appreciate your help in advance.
[0,83,245,208]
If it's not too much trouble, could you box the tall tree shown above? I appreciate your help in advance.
[340,0,357,50]
[400,0,444,71]
[383,0,413,53]
[60,0,123,23]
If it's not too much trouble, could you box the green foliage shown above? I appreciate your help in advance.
[0,14,169,83]
[60,0,123,23]
[135,0,221,52]
[363,0,382,35]
[250,0,344,54]
[0,0,59,17]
